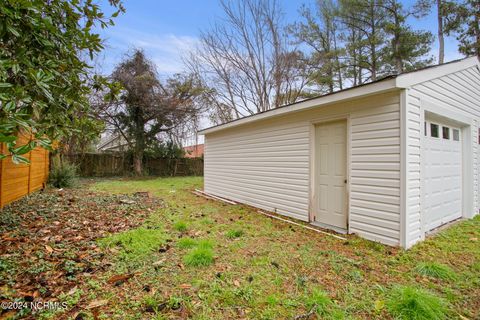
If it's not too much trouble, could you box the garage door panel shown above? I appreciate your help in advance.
[424,120,462,232]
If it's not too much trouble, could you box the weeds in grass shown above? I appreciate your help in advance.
[233,286,254,302]
[386,286,449,320]
[305,289,332,314]
[46,178,479,318]
[168,295,185,310]
[177,237,197,249]
[177,237,214,255]
[200,217,215,225]
[226,229,244,239]
[197,239,214,249]
[99,227,165,262]
[364,240,385,252]
[143,295,166,314]
[303,288,344,319]
[472,261,480,272]
[415,262,457,280]
[183,246,214,266]
[173,221,187,232]
[295,274,308,289]
[265,294,280,306]
[346,269,364,283]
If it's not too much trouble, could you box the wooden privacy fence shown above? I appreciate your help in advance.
[0,134,49,208]
[64,153,203,177]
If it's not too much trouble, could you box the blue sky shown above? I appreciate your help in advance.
[95,0,463,76]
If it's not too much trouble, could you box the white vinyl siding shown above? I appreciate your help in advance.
[204,121,310,221]
[350,102,401,246]
[405,91,423,246]
[205,92,402,245]
[406,66,480,247]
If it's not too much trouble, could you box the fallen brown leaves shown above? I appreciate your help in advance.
[0,184,162,319]
[107,273,134,286]
[85,299,109,309]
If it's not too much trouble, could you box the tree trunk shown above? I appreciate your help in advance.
[133,133,144,176]
[327,42,334,93]
[133,111,145,176]
[371,43,377,80]
[353,46,358,87]
[133,152,143,176]
[393,32,403,73]
[437,0,445,64]
[370,1,377,81]
[332,27,343,90]
[394,13,403,73]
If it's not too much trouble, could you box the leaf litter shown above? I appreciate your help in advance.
[0,183,162,319]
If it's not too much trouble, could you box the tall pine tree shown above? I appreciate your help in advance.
[290,0,434,94]
[338,0,388,82]
[289,0,344,94]
[444,0,480,57]
[381,0,434,73]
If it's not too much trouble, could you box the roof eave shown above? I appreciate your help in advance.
[395,56,480,88]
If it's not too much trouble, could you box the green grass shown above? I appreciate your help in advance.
[225,229,244,239]
[177,237,197,249]
[90,177,203,197]
[173,220,188,232]
[99,227,166,263]
[196,239,214,249]
[415,262,457,280]
[304,288,333,314]
[386,286,450,320]
[176,238,214,250]
[183,246,214,267]
[304,288,344,319]
[60,177,480,319]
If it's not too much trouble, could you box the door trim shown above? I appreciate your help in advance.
[309,115,350,232]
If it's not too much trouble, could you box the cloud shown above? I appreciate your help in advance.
[100,27,199,75]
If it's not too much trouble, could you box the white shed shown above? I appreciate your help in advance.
[199,57,480,248]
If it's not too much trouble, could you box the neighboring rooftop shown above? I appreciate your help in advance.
[183,144,204,158]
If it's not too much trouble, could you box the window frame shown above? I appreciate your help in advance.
[430,123,440,138]
[442,126,450,140]
[452,129,460,141]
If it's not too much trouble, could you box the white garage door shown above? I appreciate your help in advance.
[424,120,462,232]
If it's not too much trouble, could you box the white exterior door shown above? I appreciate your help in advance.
[314,120,347,229]
[424,120,462,232]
